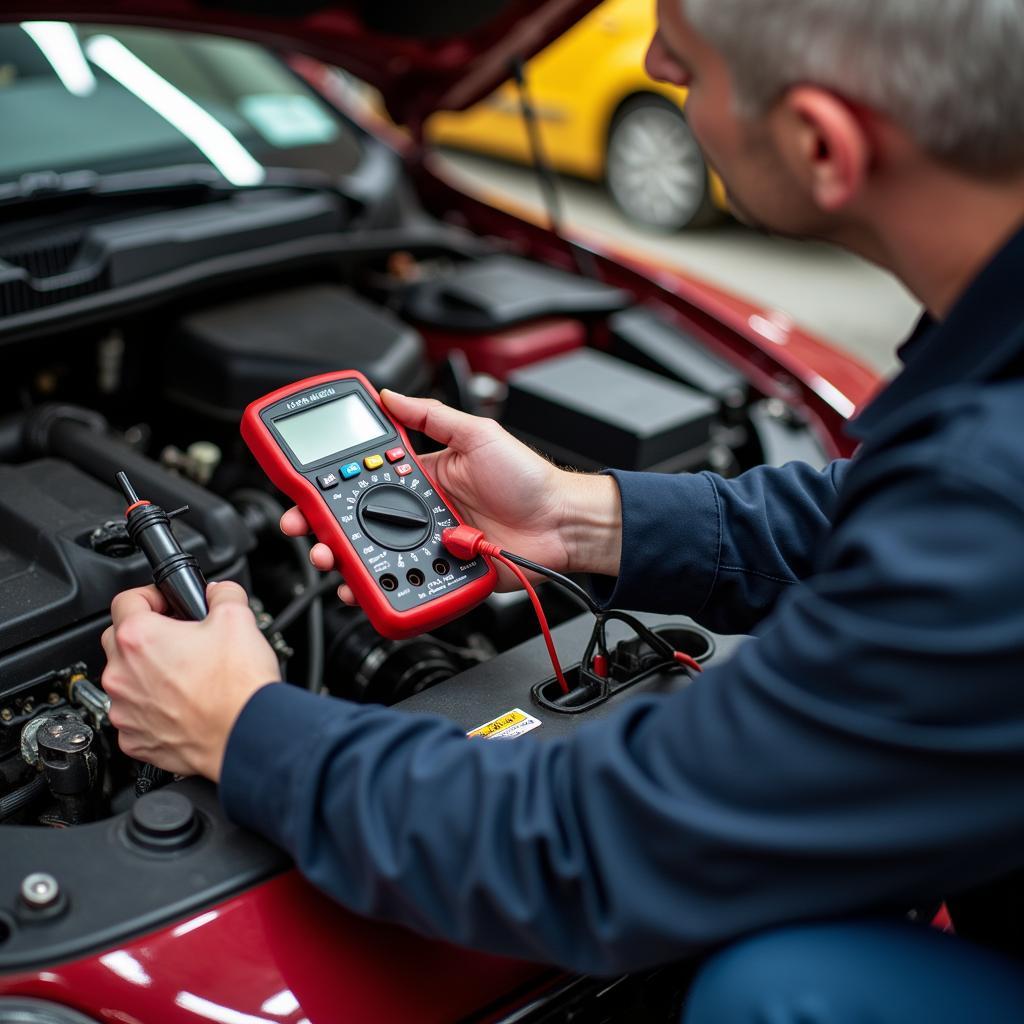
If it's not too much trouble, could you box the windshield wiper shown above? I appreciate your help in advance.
[0,164,346,211]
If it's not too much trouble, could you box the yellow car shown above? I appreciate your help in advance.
[427,0,726,232]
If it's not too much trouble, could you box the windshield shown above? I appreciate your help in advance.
[0,23,362,186]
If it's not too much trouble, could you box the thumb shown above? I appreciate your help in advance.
[205,580,251,612]
[381,391,493,452]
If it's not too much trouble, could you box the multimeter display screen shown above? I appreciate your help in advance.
[275,394,388,465]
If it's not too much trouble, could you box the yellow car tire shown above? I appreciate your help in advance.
[606,94,719,232]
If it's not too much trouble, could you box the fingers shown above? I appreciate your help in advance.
[338,583,356,606]
[280,506,310,537]
[381,391,495,452]
[281,507,336,571]
[205,580,251,611]
[110,586,168,626]
[310,543,335,572]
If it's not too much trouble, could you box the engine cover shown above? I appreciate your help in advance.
[0,429,253,706]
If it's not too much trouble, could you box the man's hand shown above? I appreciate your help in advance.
[281,391,623,604]
[101,582,280,782]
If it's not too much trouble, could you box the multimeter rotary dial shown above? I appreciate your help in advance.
[356,484,433,551]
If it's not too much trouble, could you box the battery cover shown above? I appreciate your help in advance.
[505,349,718,471]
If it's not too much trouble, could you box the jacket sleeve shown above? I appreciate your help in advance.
[220,458,1024,976]
[594,461,850,633]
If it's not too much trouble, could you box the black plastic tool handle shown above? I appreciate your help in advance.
[117,472,208,621]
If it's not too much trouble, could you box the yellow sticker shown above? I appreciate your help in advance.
[467,708,542,740]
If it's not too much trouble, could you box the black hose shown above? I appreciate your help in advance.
[0,774,47,820]
[266,573,343,637]
[233,489,327,693]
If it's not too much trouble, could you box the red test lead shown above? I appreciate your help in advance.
[442,526,706,695]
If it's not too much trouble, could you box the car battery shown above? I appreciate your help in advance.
[504,348,719,472]
[396,612,745,741]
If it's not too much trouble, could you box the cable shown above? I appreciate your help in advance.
[234,489,325,693]
[266,573,343,637]
[498,550,600,615]
[442,525,703,695]
[489,549,570,694]
[0,774,47,820]
[511,57,602,281]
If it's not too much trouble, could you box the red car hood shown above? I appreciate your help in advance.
[1,0,602,128]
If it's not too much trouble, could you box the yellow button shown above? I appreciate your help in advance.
[364,455,384,470]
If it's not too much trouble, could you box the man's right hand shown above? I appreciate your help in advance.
[280,390,622,605]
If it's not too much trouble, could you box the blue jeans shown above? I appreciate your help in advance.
[684,921,1024,1024]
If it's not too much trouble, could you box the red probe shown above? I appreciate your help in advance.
[442,525,703,695]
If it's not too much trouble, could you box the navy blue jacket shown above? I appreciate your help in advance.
[221,226,1024,974]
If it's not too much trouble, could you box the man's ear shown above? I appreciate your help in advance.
[772,86,871,211]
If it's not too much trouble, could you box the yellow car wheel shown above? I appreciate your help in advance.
[606,94,718,232]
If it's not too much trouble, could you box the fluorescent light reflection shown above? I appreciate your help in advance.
[175,992,275,1024]
[171,909,220,937]
[99,950,153,987]
[21,21,96,96]
[260,990,300,1017]
[84,34,265,186]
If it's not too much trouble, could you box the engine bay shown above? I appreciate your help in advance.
[0,173,829,967]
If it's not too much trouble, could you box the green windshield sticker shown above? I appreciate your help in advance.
[239,94,339,148]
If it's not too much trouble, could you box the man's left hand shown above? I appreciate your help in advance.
[101,581,280,782]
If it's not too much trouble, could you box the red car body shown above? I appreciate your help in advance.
[0,4,878,1022]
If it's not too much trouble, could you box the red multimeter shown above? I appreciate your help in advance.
[241,371,497,640]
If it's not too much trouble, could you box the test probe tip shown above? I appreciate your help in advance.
[116,471,140,507]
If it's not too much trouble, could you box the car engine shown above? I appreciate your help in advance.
[0,178,830,996]
[0,215,830,824]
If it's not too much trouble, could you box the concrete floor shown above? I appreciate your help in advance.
[435,150,923,379]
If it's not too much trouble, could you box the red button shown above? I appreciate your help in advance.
[386,447,406,463]
[395,463,413,477]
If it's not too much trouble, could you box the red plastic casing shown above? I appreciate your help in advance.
[241,371,496,640]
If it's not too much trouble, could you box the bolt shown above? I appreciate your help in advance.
[47,692,61,705]
[20,872,60,909]
[1,708,12,723]
[70,733,88,746]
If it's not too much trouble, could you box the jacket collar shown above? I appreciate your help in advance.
[848,222,1024,441]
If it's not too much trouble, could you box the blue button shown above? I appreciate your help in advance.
[340,462,361,480]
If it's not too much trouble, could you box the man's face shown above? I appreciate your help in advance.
[647,0,836,240]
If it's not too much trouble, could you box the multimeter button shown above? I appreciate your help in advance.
[340,463,361,480]
[317,471,340,490]
[385,447,406,463]
[364,455,385,470]
[395,463,413,477]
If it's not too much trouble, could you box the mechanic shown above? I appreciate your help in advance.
[100,0,1024,1020]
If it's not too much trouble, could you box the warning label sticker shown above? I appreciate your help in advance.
[467,708,542,740]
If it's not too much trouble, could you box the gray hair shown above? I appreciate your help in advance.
[685,0,1024,174]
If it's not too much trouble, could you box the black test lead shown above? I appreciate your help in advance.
[117,471,209,622]
[116,472,211,797]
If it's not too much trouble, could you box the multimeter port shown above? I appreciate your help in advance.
[379,574,399,592]
[432,559,451,577]
[406,569,426,587]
